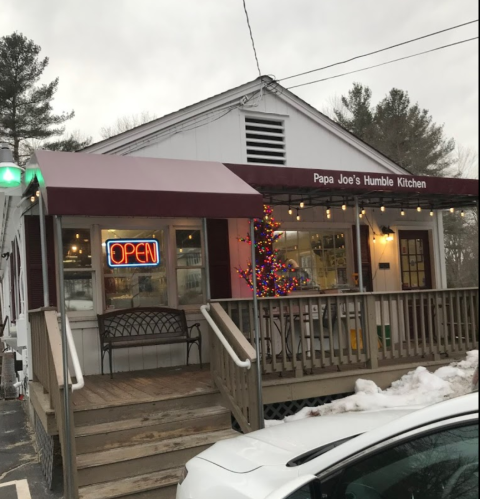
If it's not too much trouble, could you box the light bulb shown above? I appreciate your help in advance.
[71,245,78,252]
[288,207,292,215]
[296,211,300,221]
[359,213,363,219]
[36,190,40,197]
[380,205,385,212]
[417,205,422,212]
[300,201,304,209]
[30,196,35,202]
[430,209,434,217]
[450,207,455,213]
[327,213,331,219]
[189,234,193,239]
[342,203,347,211]
[400,209,405,216]
[387,235,393,241]
[373,236,376,243]
[361,206,366,215]
[461,210,465,217]
[326,207,331,215]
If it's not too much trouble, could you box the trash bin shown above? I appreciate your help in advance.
[377,325,391,347]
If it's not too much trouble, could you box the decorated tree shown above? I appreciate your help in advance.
[236,205,298,297]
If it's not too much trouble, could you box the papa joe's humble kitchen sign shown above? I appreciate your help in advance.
[314,172,427,190]
[106,239,160,268]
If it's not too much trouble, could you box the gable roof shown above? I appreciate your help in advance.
[82,76,410,175]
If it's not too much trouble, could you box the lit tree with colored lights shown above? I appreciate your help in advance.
[236,205,298,297]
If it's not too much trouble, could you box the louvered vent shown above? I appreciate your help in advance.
[245,116,285,165]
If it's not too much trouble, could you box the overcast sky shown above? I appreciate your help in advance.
[1,0,478,161]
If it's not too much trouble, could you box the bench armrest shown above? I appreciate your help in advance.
[187,323,202,340]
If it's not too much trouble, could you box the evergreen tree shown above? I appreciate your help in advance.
[236,205,298,297]
[0,32,74,164]
[333,83,455,176]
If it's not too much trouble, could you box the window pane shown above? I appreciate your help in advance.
[177,269,204,305]
[330,424,478,499]
[274,230,351,291]
[65,272,93,312]
[62,229,92,269]
[176,230,202,267]
[102,229,167,310]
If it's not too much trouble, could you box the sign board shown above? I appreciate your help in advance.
[106,239,160,268]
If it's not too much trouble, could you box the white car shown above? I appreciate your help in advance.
[177,393,478,499]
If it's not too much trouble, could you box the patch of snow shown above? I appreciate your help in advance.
[264,350,478,427]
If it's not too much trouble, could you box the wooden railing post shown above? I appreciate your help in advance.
[247,359,261,431]
[365,295,379,369]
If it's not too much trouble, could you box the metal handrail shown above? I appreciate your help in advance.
[60,314,84,391]
[200,304,251,369]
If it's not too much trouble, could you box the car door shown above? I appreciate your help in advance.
[316,414,478,499]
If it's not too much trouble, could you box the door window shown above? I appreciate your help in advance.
[322,423,478,499]
[399,230,432,290]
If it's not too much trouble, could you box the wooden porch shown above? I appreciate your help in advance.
[27,286,478,498]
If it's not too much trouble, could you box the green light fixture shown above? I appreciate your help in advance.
[0,143,23,188]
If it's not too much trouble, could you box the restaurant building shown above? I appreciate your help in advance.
[0,76,478,498]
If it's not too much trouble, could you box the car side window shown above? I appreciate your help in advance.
[322,423,478,499]
[284,483,316,499]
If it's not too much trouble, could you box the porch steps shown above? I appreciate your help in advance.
[78,468,183,499]
[75,404,231,454]
[75,386,237,498]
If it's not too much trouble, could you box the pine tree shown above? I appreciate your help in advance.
[332,83,455,176]
[0,32,74,164]
[236,205,298,297]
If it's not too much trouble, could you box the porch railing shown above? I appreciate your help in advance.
[204,302,261,432]
[214,288,479,377]
[30,308,79,498]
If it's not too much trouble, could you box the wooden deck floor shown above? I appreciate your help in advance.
[72,364,214,411]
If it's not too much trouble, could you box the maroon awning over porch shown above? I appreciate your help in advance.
[26,151,264,218]
[225,164,479,209]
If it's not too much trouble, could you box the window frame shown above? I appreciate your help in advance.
[60,225,97,317]
[273,227,353,291]
[316,413,478,489]
[173,225,207,309]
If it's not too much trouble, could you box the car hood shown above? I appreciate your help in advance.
[198,408,416,473]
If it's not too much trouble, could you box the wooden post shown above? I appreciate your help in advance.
[247,360,261,431]
[365,295,379,369]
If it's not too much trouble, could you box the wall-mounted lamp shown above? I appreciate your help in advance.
[381,226,395,241]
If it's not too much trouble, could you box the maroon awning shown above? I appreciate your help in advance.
[26,151,264,218]
[225,164,479,209]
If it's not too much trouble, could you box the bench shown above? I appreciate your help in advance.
[97,307,202,378]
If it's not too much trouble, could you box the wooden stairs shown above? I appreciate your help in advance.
[75,387,237,499]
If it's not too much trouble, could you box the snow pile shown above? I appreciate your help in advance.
[265,350,478,426]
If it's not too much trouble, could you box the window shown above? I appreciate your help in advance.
[102,229,167,310]
[274,231,348,291]
[322,423,478,499]
[245,116,285,166]
[62,229,94,312]
[176,229,205,305]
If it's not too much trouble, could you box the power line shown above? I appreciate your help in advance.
[278,19,478,83]
[242,0,262,77]
[287,37,478,90]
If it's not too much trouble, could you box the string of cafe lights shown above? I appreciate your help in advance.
[281,198,465,222]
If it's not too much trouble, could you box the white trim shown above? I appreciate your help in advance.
[82,77,409,176]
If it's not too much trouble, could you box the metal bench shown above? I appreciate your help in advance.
[97,307,202,378]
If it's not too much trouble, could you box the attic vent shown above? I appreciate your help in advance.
[245,116,285,165]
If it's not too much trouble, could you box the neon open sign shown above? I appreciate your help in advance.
[106,239,160,268]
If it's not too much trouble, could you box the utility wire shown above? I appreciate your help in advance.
[287,37,478,90]
[242,0,262,76]
[278,19,478,83]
